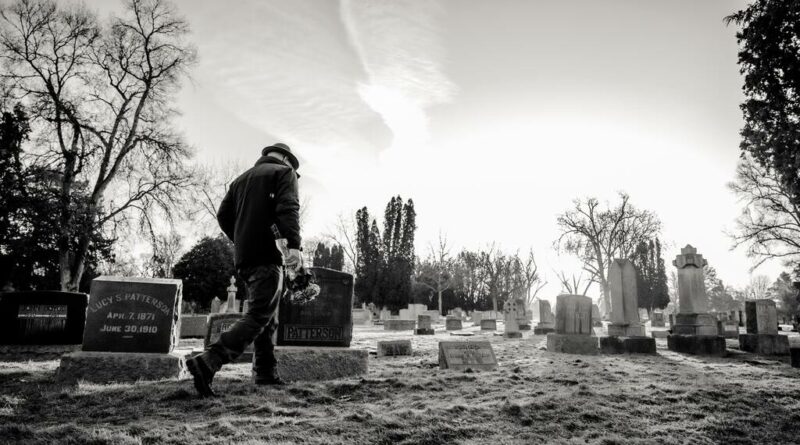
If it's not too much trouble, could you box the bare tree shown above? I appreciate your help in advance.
[555,192,661,315]
[517,249,547,309]
[555,270,592,296]
[481,243,508,312]
[745,274,771,300]
[325,211,358,275]
[414,230,453,315]
[0,0,196,290]
[728,154,800,270]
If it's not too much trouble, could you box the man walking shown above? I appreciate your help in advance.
[186,143,302,397]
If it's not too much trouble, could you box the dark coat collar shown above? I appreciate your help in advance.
[255,156,286,166]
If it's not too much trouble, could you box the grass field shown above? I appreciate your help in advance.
[1,324,799,444]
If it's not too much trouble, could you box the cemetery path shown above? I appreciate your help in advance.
[1,324,799,444]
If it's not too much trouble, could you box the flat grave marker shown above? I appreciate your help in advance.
[438,341,497,371]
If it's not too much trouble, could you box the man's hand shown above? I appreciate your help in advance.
[285,248,303,271]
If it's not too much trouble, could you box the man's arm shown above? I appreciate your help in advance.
[217,185,236,242]
[274,168,301,249]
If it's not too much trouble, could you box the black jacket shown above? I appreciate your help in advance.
[217,156,301,268]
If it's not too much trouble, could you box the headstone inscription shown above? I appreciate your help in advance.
[438,341,497,371]
[667,245,725,356]
[546,294,598,354]
[0,291,88,346]
[277,267,354,347]
[377,340,412,357]
[57,276,184,383]
[738,299,789,355]
[534,300,555,334]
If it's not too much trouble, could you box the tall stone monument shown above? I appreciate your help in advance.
[600,259,655,354]
[738,299,789,355]
[533,300,555,334]
[546,294,598,354]
[57,276,184,382]
[667,245,725,356]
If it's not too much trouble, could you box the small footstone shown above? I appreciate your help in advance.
[546,333,598,355]
[667,334,726,356]
[377,340,412,357]
[274,347,367,382]
[57,351,184,383]
[738,334,790,355]
[790,347,800,368]
[599,336,656,354]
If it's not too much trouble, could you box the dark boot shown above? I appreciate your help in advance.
[186,355,217,397]
[253,366,286,386]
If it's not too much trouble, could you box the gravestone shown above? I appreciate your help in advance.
[445,316,462,331]
[377,339,412,357]
[205,313,252,359]
[591,304,603,327]
[179,314,208,338]
[225,276,238,313]
[480,318,497,331]
[415,314,434,335]
[438,341,497,371]
[58,276,184,383]
[210,297,222,314]
[601,259,655,354]
[716,320,739,339]
[0,291,88,359]
[379,309,391,321]
[607,259,645,337]
[534,300,555,334]
[351,308,371,325]
[384,319,416,331]
[399,309,412,320]
[546,294,598,354]
[277,267,354,347]
[738,299,789,355]
[651,311,665,328]
[471,311,483,326]
[424,310,441,324]
[503,298,523,338]
[667,245,725,356]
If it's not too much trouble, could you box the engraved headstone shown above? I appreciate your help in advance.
[445,316,462,331]
[607,259,644,337]
[377,340,412,357]
[415,314,434,335]
[277,268,354,347]
[503,298,522,338]
[438,341,497,371]
[534,300,555,334]
[0,291,88,345]
[739,299,788,355]
[480,318,497,331]
[547,294,598,354]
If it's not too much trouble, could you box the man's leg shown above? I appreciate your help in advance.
[187,264,282,396]
[252,305,281,384]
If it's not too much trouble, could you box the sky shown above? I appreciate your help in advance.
[89,0,781,303]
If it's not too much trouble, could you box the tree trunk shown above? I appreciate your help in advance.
[438,289,443,315]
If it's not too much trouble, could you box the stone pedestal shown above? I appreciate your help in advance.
[377,340,412,357]
[504,331,523,339]
[546,334,598,355]
[57,351,184,383]
[667,334,726,356]
[384,319,416,331]
[599,336,656,354]
[533,323,554,335]
[274,347,368,382]
[607,323,646,337]
[738,334,789,355]
[791,347,800,368]
[671,313,718,336]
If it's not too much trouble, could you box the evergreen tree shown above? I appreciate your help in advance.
[173,235,244,310]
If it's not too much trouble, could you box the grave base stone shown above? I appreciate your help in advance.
[607,324,645,337]
[599,336,656,354]
[480,319,497,331]
[546,333,598,355]
[415,328,435,335]
[504,331,523,339]
[667,334,726,356]
[738,334,789,355]
[672,313,718,336]
[519,324,531,331]
[179,315,208,338]
[57,351,184,383]
[533,324,554,335]
[384,319,416,331]
[377,340,412,357]
[274,347,368,382]
[0,344,81,361]
[791,347,800,368]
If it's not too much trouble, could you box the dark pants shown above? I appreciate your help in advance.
[200,264,283,376]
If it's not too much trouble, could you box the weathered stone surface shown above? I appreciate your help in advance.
[471,311,483,325]
[504,298,522,337]
[351,309,371,325]
[519,324,531,331]
[738,334,789,355]
[445,317,462,331]
[480,319,497,331]
[274,347,368,382]
[673,245,708,314]
[210,297,222,314]
[278,268,354,347]
[57,351,184,383]
[608,259,641,326]
[377,340,412,357]
[607,324,646,337]
[205,314,253,361]
[533,326,554,335]
[599,336,656,354]
[179,315,208,338]
[438,341,497,371]
[546,333,598,355]
[651,312,666,328]
[667,334,726,356]
[717,321,739,339]
[0,344,81,361]
[672,313,718,336]
[384,319,416,331]
[415,328,435,335]
[424,310,441,324]
[555,294,593,335]
[417,315,432,330]
[0,291,88,345]
[82,276,182,354]
[745,299,778,335]
[651,330,669,339]
[791,347,800,368]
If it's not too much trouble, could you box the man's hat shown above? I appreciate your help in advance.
[261,142,300,170]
